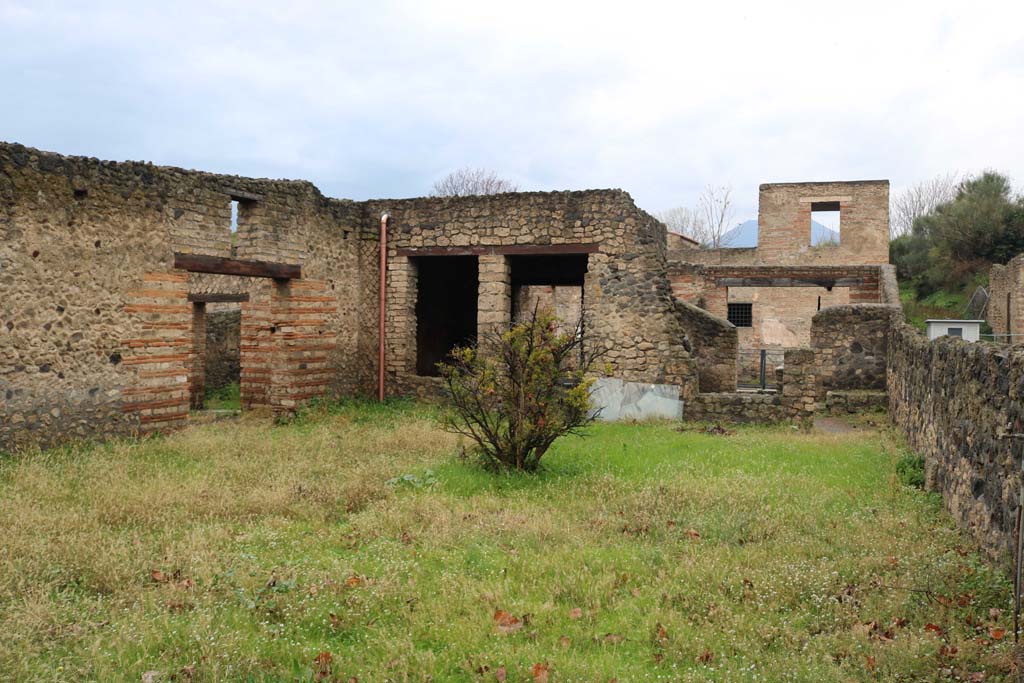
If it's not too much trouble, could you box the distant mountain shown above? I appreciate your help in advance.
[720,219,840,248]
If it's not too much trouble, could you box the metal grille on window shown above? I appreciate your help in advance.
[727,302,753,327]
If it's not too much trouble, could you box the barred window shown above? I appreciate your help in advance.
[727,303,753,327]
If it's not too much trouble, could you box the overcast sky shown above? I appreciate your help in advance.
[2,0,1022,222]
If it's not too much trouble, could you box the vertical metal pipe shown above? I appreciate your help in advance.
[759,349,767,390]
[378,213,389,402]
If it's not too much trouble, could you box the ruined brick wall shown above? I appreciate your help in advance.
[889,318,1022,559]
[0,143,373,451]
[811,304,897,399]
[757,180,889,265]
[685,349,815,428]
[988,255,1024,342]
[365,191,700,400]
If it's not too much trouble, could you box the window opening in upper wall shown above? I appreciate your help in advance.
[810,201,840,246]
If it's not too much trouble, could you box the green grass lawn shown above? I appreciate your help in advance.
[203,381,241,411]
[0,402,1014,681]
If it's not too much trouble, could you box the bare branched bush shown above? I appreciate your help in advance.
[657,184,736,248]
[891,172,960,237]
[431,167,519,197]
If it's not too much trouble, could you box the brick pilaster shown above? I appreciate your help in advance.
[121,272,191,433]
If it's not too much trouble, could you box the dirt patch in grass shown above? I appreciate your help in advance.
[0,402,1014,681]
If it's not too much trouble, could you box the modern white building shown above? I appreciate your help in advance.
[925,319,983,342]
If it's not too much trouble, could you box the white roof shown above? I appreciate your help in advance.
[924,319,984,324]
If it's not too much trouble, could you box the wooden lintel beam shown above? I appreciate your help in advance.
[187,292,250,303]
[716,277,866,288]
[395,243,600,257]
[173,253,301,280]
[222,187,264,202]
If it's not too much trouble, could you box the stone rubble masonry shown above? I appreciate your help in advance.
[884,263,1018,560]
[685,348,816,429]
[0,141,899,454]
[365,191,701,401]
[889,317,1023,560]
[825,389,887,415]
[1,142,371,450]
[2,144,708,449]
[672,300,738,392]
[988,254,1024,341]
[810,304,897,400]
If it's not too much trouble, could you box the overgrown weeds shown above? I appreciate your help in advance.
[0,402,1014,681]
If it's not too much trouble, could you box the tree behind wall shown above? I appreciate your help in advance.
[891,171,1024,294]
[657,184,736,248]
[890,172,960,238]
[431,167,519,197]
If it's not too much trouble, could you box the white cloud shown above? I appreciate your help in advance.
[1,0,1022,219]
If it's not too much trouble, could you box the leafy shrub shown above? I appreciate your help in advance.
[896,453,925,489]
[439,310,603,472]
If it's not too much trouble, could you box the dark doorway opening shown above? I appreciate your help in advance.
[203,306,242,409]
[415,256,479,376]
[509,254,588,333]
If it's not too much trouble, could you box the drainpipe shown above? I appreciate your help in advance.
[378,212,389,402]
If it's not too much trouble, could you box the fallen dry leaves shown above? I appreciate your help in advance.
[494,609,524,634]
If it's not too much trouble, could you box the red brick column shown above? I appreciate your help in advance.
[269,279,336,417]
[121,272,191,433]
[240,285,273,409]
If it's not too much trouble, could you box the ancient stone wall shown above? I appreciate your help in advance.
[365,191,700,400]
[888,318,1022,559]
[685,348,815,428]
[672,300,737,392]
[811,304,897,399]
[988,255,1024,342]
[0,143,373,451]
